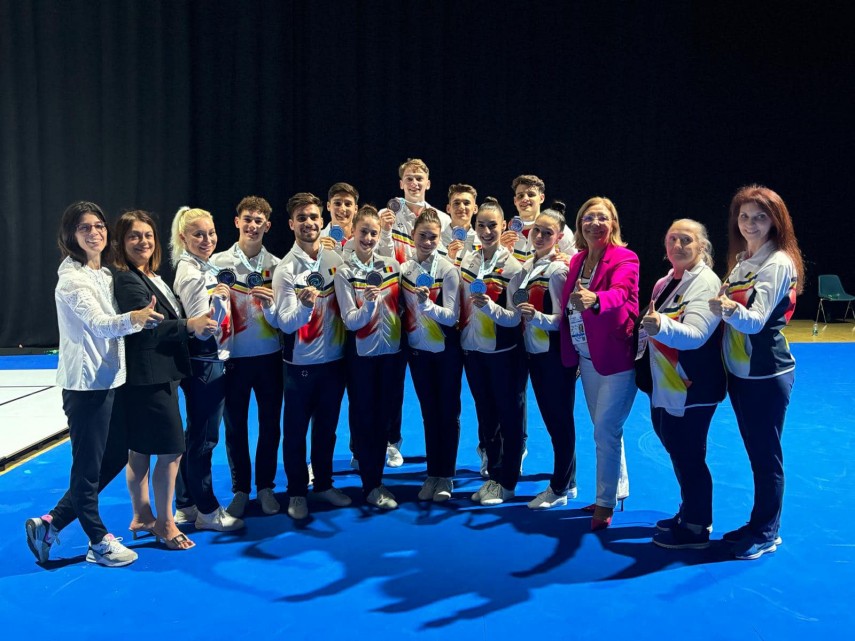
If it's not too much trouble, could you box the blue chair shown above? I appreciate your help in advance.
[816,274,855,324]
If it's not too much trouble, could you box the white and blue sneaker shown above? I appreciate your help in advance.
[733,537,779,560]
[86,534,138,567]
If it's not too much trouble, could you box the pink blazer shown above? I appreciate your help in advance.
[559,244,640,375]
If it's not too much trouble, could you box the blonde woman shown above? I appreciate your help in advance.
[170,207,243,532]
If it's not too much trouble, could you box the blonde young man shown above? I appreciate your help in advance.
[376,158,451,265]
[369,159,450,467]
[503,175,576,263]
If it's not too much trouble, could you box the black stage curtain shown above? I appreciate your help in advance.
[2,0,853,347]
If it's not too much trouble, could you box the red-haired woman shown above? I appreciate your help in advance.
[708,185,804,560]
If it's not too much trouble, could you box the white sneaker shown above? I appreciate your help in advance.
[476,446,489,478]
[520,448,528,474]
[287,496,309,520]
[418,477,439,501]
[86,534,137,567]
[257,488,280,515]
[481,481,515,506]
[226,492,249,518]
[314,487,352,507]
[195,506,244,532]
[350,456,360,471]
[174,506,198,524]
[366,486,398,510]
[470,480,492,502]
[386,440,404,467]
[307,463,314,486]
[567,486,578,499]
[528,485,568,509]
[433,478,453,502]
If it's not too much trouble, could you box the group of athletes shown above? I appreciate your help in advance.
[26,157,802,567]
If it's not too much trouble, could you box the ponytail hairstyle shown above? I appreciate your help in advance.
[538,199,567,230]
[170,206,213,266]
[413,207,443,233]
[477,196,504,221]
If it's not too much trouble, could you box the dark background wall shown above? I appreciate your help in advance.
[1,0,853,348]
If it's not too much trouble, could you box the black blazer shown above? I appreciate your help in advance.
[113,266,192,386]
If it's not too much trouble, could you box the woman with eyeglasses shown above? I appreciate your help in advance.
[25,201,164,567]
[559,197,639,531]
[708,185,803,560]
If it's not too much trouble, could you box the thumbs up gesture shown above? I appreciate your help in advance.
[186,307,218,338]
[569,278,597,312]
[131,295,164,329]
[640,300,661,336]
[708,283,736,318]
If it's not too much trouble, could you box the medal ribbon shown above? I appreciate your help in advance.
[476,248,501,281]
[181,250,220,275]
[234,245,266,275]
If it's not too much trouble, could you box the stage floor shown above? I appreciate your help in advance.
[1,338,853,640]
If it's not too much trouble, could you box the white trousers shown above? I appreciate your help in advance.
[578,357,636,508]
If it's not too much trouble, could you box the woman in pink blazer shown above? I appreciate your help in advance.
[559,197,639,531]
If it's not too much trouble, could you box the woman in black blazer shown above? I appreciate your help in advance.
[113,210,217,550]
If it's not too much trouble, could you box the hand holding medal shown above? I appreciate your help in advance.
[213,282,231,300]
[379,201,397,231]
[500,230,518,252]
[297,285,318,309]
[250,285,274,308]
[469,277,488,308]
[415,271,433,303]
[330,225,346,243]
[318,236,337,251]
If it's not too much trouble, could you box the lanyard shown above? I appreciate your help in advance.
[234,244,266,273]
[404,198,427,211]
[181,250,220,275]
[476,248,501,280]
[520,256,550,290]
[418,252,439,279]
[351,251,374,274]
[300,245,323,275]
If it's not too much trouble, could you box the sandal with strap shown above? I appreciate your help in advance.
[157,532,195,551]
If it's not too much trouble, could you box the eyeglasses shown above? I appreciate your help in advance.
[581,214,610,224]
[76,222,107,234]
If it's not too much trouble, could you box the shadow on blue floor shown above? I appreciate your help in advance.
[1,344,854,640]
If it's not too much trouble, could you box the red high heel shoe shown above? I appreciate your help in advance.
[591,506,614,531]
[583,497,626,513]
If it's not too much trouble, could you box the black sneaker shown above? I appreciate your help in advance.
[656,514,681,531]
[652,525,710,550]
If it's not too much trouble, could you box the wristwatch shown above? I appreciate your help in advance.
[591,296,601,313]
